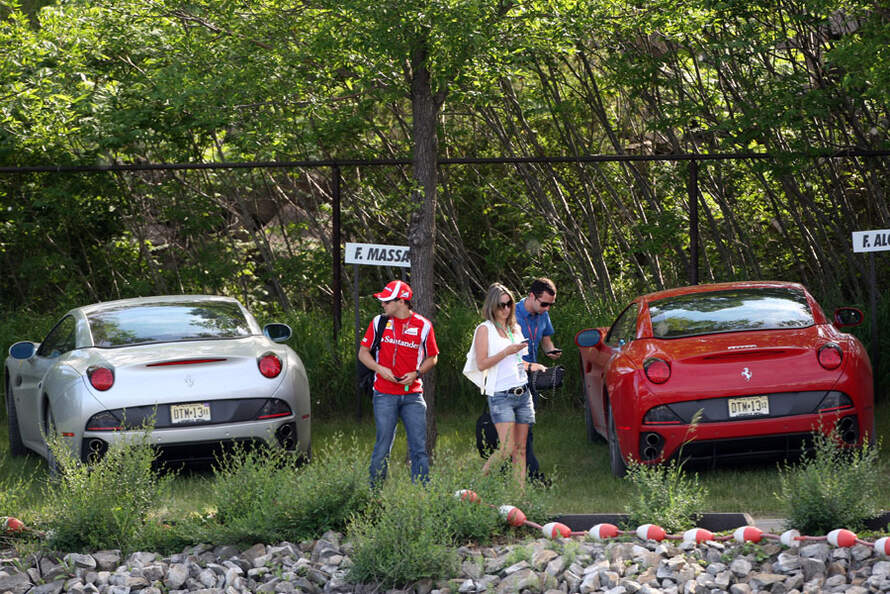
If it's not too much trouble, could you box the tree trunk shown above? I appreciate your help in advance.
[409,45,445,455]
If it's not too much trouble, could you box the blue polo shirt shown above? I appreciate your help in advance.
[515,297,554,363]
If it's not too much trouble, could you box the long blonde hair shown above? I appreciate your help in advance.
[482,283,517,328]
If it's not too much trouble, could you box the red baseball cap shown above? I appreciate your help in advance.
[375,280,413,302]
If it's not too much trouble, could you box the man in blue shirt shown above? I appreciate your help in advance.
[515,278,561,484]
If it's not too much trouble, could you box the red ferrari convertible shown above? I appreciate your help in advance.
[575,281,874,476]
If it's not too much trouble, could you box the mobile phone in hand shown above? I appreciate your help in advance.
[395,375,406,381]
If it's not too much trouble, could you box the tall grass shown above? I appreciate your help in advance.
[190,435,371,546]
[42,428,175,553]
[346,448,551,587]
[777,428,882,534]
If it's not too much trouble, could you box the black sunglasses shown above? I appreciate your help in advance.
[536,295,554,307]
[497,300,513,309]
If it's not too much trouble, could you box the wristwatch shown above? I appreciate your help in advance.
[415,369,424,379]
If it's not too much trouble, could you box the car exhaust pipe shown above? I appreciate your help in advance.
[275,422,297,450]
[639,432,664,461]
[81,438,108,463]
[838,416,858,444]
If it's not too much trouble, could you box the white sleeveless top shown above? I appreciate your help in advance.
[480,321,528,393]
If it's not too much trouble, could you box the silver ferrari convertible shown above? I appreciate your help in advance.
[4,295,311,469]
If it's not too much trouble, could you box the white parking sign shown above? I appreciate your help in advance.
[852,229,890,253]
[345,242,411,267]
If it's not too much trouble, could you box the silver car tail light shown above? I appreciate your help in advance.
[258,353,282,378]
[87,366,115,391]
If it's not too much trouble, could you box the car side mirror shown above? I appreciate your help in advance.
[9,341,37,360]
[574,328,602,348]
[833,307,863,328]
[263,323,292,343]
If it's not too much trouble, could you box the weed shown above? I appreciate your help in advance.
[503,545,532,566]
[189,433,371,545]
[623,456,708,533]
[776,426,881,534]
[346,449,551,587]
[561,540,579,565]
[42,425,174,553]
[347,478,459,587]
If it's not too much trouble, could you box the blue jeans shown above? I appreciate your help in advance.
[369,391,429,487]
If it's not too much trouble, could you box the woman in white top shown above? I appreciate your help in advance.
[474,283,546,489]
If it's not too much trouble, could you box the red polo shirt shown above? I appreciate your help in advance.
[361,312,438,394]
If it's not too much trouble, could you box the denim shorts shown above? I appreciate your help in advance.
[487,386,535,425]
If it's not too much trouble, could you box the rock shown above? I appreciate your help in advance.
[729,557,752,577]
[531,548,559,570]
[799,543,830,562]
[773,551,801,573]
[544,555,566,576]
[30,580,65,594]
[166,563,190,589]
[748,572,786,589]
[460,558,482,579]
[65,553,97,570]
[93,550,121,571]
[503,560,530,575]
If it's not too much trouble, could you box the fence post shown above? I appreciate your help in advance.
[332,165,342,339]
[688,158,699,285]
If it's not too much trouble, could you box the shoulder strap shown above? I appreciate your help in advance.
[370,315,389,355]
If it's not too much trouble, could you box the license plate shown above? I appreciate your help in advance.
[170,403,211,424]
[728,396,769,418]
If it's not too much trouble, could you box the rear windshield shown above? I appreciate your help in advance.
[648,288,814,339]
[88,301,252,347]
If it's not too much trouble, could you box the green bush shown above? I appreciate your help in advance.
[191,434,370,545]
[347,479,459,588]
[777,428,881,534]
[623,458,708,533]
[43,427,174,553]
[347,450,551,587]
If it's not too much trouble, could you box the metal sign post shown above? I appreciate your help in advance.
[346,242,411,418]
[852,229,889,393]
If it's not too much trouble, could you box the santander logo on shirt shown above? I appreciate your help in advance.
[381,335,419,348]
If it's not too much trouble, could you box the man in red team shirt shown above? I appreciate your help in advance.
[358,280,439,487]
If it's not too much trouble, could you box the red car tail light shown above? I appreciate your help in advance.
[644,358,671,384]
[258,353,282,378]
[86,410,123,431]
[817,343,843,370]
[256,398,292,420]
[643,405,683,424]
[816,391,854,413]
[88,366,115,391]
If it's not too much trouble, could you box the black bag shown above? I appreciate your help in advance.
[475,409,499,459]
[528,365,565,392]
[357,315,389,391]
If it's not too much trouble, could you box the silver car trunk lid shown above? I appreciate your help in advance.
[80,337,286,407]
